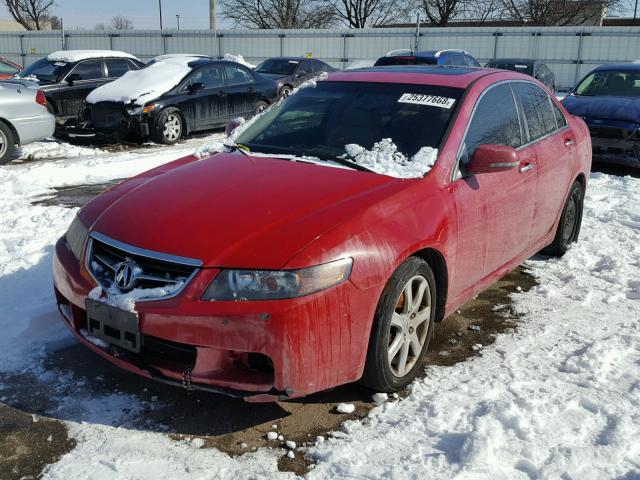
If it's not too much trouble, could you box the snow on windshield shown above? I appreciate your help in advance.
[344,139,438,178]
[86,56,193,106]
[47,50,138,63]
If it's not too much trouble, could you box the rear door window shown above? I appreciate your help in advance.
[512,82,557,141]
[105,59,133,78]
[224,64,254,86]
[461,83,522,166]
[69,59,103,80]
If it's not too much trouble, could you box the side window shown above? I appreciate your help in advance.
[69,59,103,80]
[189,65,223,89]
[512,82,557,141]
[461,83,522,165]
[105,59,132,78]
[224,64,254,86]
[299,60,313,75]
[452,55,467,66]
[0,60,19,75]
[465,55,480,67]
[314,60,328,73]
[552,101,567,128]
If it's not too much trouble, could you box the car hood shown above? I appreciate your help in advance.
[86,152,404,269]
[562,94,640,123]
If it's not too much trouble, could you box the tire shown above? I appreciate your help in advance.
[255,101,268,114]
[361,257,437,392]
[151,108,183,145]
[540,180,584,257]
[0,121,15,165]
[279,85,292,98]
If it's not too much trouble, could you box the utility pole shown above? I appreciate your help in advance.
[158,0,163,30]
[209,0,216,30]
[176,14,180,30]
[635,0,638,21]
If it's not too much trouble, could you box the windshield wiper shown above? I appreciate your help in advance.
[289,144,375,173]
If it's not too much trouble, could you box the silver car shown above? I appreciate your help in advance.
[0,80,55,165]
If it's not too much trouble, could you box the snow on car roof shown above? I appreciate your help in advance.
[47,50,138,63]
[87,56,195,106]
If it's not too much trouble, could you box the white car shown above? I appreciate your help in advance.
[0,80,55,164]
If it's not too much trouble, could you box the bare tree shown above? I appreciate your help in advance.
[3,0,54,30]
[94,22,107,31]
[219,0,335,28]
[49,14,62,29]
[111,15,134,30]
[501,0,616,25]
[421,0,462,26]
[327,0,411,27]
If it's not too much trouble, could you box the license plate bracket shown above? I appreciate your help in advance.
[85,298,141,353]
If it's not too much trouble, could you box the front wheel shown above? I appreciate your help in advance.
[361,257,436,392]
[151,108,183,145]
[540,180,584,257]
[0,121,15,165]
[279,85,292,98]
[255,101,268,114]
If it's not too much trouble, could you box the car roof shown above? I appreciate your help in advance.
[262,57,308,62]
[594,63,640,71]
[489,58,536,65]
[327,65,502,89]
[384,49,468,59]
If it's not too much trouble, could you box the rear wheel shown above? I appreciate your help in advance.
[151,108,183,145]
[279,85,292,98]
[540,180,584,257]
[0,122,15,165]
[361,257,436,392]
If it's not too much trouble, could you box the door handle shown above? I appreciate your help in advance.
[247,86,255,92]
[519,162,535,173]
[218,91,226,97]
[564,137,575,146]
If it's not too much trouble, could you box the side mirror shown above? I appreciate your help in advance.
[296,70,307,78]
[66,73,81,85]
[467,144,519,175]
[188,82,205,94]
[225,117,244,137]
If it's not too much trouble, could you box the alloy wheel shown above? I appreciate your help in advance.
[163,114,181,142]
[0,130,7,159]
[387,275,431,377]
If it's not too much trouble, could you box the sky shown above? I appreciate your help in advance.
[0,0,233,30]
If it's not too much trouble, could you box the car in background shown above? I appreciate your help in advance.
[15,50,145,132]
[53,66,590,401]
[562,63,640,168]
[374,49,480,68]
[254,57,335,97]
[0,57,22,79]
[486,59,555,92]
[72,57,277,144]
[0,81,54,164]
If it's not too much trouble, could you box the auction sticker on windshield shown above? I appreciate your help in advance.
[398,93,456,109]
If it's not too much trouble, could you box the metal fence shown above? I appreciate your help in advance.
[0,26,639,89]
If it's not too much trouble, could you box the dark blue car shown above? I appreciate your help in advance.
[562,63,640,168]
[374,49,480,68]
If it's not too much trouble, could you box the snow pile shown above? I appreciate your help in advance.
[89,282,184,313]
[308,172,640,479]
[47,50,138,63]
[87,57,194,106]
[223,53,256,69]
[345,59,376,70]
[344,138,438,178]
[18,140,104,160]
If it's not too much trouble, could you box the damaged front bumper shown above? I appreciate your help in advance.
[67,102,152,141]
[589,121,640,168]
[52,236,373,402]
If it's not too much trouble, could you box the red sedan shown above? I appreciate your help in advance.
[53,66,591,401]
[0,57,22,79]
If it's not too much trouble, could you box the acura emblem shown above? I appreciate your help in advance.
[114,260,138,291]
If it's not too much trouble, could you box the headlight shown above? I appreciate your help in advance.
[202,258,353,301]
[65,215,89,260]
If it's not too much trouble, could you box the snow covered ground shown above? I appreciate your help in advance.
[0,137,639,479]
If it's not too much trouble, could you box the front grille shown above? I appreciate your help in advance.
[87,233,200,296]
[91,102,124,129]
[589,125,636,140]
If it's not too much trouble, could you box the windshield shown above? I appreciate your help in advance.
[235,81,462,165]
[18,58,69,82]
[256,59,298,75]
[374,56,437,67]
[575,70,640,97]
[489,62,533,75]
